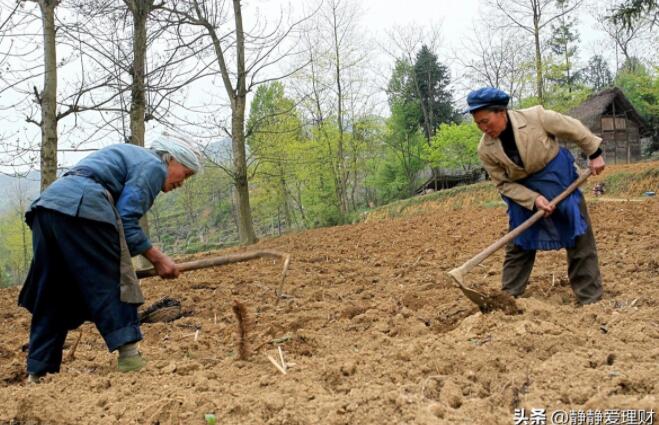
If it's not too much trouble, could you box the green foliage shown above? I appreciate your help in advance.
[375,48,459,204]
[582,55,613,91]
[518,96,542,109]
[246,82,385,228]
[547,13,580,91]
[413,45,457,139]
[149,165,237,253]
[387,59,417,107]
[365,147,424,204]
[543,86,593,113]
[0,210,31,288]
[610,0,658,30]
[423,122,482,171]
[518,86,592,114]
[615,65,659,152]
[364,99,426,203]
[615,65,659,118]
[246,82,307,229]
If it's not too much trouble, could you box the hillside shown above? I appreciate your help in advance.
[0,162,657,424]
[0,172,40,214]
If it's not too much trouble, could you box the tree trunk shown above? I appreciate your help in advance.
[231,0,257,244]
[533,19,544,105]
[125,0,152,264]
[413,74,432,146]
[231,103,257,244]
[39,0,58,191]
[128,1,148,147]
[331,6,348,216]
[278,163,292,228]
[565,48,572,92]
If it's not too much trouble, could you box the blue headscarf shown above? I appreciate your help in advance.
[149,132,202,174]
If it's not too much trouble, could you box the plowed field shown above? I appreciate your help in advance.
[1,163,657,424]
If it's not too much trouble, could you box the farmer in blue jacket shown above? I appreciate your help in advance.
[19,134,201,382]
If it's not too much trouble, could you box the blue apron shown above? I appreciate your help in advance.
[503,148,587,251]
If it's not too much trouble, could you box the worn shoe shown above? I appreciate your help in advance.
[27,373,43,384]
[117,353,146,372]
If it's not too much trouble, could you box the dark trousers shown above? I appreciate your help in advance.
[501,197,603,304]
[19,209,142,375]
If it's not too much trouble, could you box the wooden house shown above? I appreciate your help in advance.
[566,87,650,164]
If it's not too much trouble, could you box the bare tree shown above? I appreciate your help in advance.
[490,0,583,104]
[161,0,309,244]
[27,0,58,190]
[454,22,533,105]
[322,0,370,215]
[290,0,374,217]
[594,0,652,70]
[454,26,532,106]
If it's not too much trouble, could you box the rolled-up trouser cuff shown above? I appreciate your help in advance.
[27,357,60,376]
[103,324,143,352]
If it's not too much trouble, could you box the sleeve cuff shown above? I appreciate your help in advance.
[130,239,152,257]
[588,148,602,160]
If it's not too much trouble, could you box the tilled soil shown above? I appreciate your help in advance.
[1,175,657,424]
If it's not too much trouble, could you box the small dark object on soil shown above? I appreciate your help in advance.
[477,292,523,315]
[140,297,183,323]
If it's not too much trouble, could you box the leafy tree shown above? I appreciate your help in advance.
[615,64,659,153]
[297,125,345,226]
[0,211,31,287]
[377,58,428,200]
[611,0,658,29]
[413,45,456,142]
[247,82,303,231]
[491,0,583,104]
[379,102,426,199]
[423,123,482,172]
[544,86,593,113]
[582,55,614,91]
[518,85,592,113]
[547,12,580,91]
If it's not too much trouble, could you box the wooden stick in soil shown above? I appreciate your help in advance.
[277,346,287,372]
[65,329,83,362]
[266,354,287,375]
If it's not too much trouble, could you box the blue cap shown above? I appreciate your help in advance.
[463,87,510,114]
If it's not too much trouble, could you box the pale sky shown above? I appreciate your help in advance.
[360,0,480,42]
[1,0,655,173]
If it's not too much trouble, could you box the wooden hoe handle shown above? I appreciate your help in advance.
[136,250,291,286]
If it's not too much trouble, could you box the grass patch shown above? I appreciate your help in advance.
[600,167,659,197]
[364,181,501,221]
[363,162,658,222]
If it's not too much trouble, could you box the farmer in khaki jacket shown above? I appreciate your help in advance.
[465,87,605,304]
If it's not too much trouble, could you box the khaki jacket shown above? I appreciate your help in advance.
[478,105,601,210]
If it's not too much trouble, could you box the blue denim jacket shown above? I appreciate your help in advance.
[27,144,167,255]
